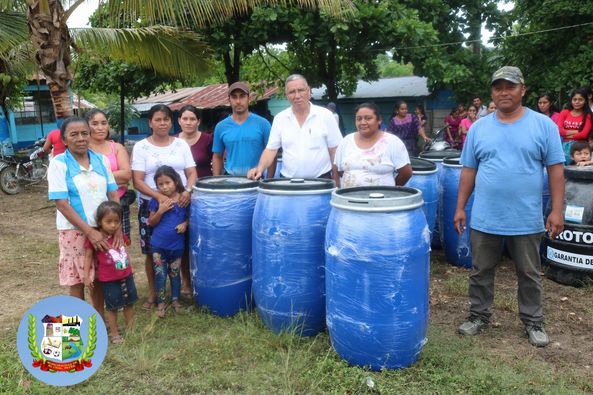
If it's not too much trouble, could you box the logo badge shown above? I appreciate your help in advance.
[16,295,108,386]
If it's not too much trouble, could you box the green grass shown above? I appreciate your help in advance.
[1,304,591,394]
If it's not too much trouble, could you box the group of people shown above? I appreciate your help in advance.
[536,89,593,164]
[46,67,581,349]
[444,96,496,150]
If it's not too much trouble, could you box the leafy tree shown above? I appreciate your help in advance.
[396,0,512,103]
[500,0,593,106]
[104,0,351,87]
[74,55,179,140]
[0,1,34,115]
[375,54,414,78]
[0,0,212,121]
[283,0,436,101]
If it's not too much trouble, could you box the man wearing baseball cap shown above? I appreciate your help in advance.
[454,66,565,347]
[212,81,276,176]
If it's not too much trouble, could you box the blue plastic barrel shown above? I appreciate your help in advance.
[441,157,473,268]
[406,157,438,238]
[252,178,334,336]
[325,187,430,370]
[190,176,259,316]
[419,149,461,248]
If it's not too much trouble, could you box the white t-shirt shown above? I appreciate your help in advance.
[131,138,195,199]
[267,103,343,178]
[334,132,410,188]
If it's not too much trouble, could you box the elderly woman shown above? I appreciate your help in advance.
[131,104,197,309]
[47,116,119,300]
[86,109,132,238]
[333,102,412,188]
[387,100,430,156]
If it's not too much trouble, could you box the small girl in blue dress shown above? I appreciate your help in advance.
[148,165,189,317]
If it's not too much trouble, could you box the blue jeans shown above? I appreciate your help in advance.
[152,248,183,304]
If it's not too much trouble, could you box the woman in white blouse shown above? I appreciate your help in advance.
[131,104,197,309]
[334,102,412,188]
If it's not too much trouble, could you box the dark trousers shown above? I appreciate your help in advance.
[468,229,545,325]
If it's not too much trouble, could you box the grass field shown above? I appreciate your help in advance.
[1,187,592,394]
[1,277,592,394]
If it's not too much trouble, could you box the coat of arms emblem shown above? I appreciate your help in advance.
[28,313,96,372]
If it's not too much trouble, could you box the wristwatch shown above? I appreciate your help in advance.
[185,187,193,194]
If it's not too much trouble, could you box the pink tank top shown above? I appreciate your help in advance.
[106,141,126,198]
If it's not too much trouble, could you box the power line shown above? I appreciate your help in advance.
[391,21,593,51]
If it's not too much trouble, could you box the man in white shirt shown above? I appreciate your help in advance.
[473,95,489,118]
[248,74,343,181]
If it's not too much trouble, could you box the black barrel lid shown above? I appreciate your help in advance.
[258,178,335,194]
[410,157,437,172]
[331,186,423,212]
[194,176,259,190]
[565,165,593,181]
[419,149,461,161]
[443,157,462,166]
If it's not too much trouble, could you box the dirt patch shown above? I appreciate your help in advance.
[1,186,591,376]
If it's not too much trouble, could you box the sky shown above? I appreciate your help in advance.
[66,0,100,28]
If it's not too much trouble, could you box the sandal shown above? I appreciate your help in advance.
[172,301,182,313]
[110,334,124,344]
[142,299,156,310]
[156,303,166,318]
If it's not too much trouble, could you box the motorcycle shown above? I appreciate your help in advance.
[423,126,452,152]
[0,138,48,195]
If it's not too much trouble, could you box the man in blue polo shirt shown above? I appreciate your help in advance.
[212,81,276,177]
[454,66,565,347]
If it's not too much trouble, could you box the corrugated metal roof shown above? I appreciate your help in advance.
[132,83,279,111]
[133,87,200,105]
[310,76,429,100]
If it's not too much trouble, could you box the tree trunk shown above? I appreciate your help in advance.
[47,79,73,119]
[27,0,73,120]
[120,81,125,144]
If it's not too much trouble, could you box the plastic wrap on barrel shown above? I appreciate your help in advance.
[189,189,257,315]
[252,192,331,336]
[406,172,438,239]
[325,209,430,370]
[441,165,473,268]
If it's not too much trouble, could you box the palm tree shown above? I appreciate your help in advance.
[23,0,212,119]
[3,0,350,120]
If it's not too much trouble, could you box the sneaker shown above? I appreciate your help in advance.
[525,323,549,347]
[458,316,488,336]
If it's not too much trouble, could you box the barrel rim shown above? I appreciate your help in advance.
[442,157,462,167]
[564,165,593,180]
[419,149,461,161]
[410,157,438,172]
[330,186,424,212]
[194,175,259,191]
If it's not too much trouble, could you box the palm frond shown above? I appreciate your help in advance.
[70,26,213,79]
[0,42,36,76]
[0,11,29,54]
[107,0,353,29]
[0,0,26,12]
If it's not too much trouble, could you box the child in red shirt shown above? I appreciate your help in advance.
[84,201,137,344]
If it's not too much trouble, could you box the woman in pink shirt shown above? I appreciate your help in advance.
[459,105,477,149]
[556,88,593,163]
